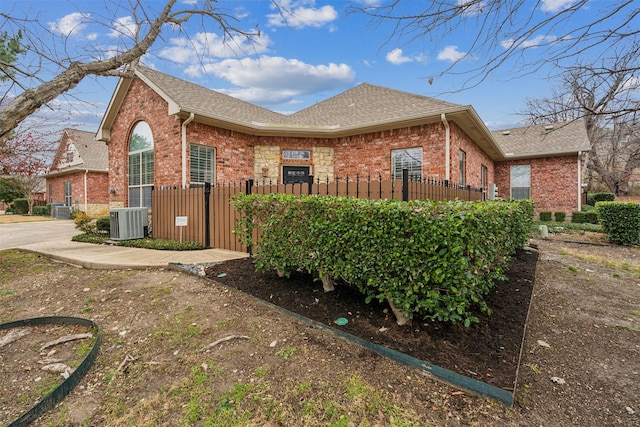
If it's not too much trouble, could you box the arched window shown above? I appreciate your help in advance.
[128,121,154,210]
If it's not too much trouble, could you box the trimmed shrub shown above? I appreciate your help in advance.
[33,205,50,216]
[554,211,566,222]
[12,198,28,214]
[233,194,534,327]
[539,211,552,222]
[596,201,640,245]
[587,193,614,206]
[584,211,599,224]
[581,204,595,211]
[96,216,111,234]
[571,211,585,223]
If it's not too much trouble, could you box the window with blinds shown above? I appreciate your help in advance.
[190,144,216,185]
[391,147,422,180]
[128,121,154,210]
[510,164,531,199]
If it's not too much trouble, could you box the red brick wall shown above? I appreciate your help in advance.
[45,172,108,206]
[495,156,579,214]
[108,76,582,214]
[449,123,494,192]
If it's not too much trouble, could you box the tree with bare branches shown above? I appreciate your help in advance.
[0,0,257,140]
[522,47,640,195]
[354,0,639,90]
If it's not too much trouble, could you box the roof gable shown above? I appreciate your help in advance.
[48,129,108,175]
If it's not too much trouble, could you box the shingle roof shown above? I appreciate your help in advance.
[491,120,591,159]
[137,66,286,126]
[287,83,462,128]
[99,66,590,160]
[66,129,108,170]
[136,66,466,132]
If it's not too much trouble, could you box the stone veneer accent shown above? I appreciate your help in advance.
[312,146,334,182]
[254,145,281,182]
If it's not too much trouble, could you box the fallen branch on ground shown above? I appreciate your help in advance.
[200,335,250,352]
[40,333,93,351]
[0,328,32,347]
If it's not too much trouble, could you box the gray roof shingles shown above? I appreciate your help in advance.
[62,129,108,171]
[135,66,590,158]
[491,120,591,158]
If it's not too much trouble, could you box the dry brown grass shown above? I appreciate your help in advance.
[0,214,53,224]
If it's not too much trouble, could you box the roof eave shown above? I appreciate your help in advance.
[97,77,133,142]
[177,106,505,143]
[43,167,109,178]
[500,147,591,160]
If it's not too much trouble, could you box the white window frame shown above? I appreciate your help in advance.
[510,164,531,200]
[190,144,216,185]
[128,122,154,210]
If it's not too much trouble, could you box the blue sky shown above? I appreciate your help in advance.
[4,0,634,135]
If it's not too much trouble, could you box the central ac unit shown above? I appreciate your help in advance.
[110,207,148,240]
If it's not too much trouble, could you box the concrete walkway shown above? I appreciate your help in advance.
[1,219,248,269]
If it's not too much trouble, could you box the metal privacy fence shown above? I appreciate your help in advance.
[151,172,484,251]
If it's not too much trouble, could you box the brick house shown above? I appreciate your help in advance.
[44,128,109,217]
[97,66,589,216]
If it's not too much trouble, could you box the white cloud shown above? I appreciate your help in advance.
[267,2,338,29]
[160,32,272,67]
[622,76,640,93]
[457,0,486,15]
[108,16,138,39]
[437,46,466,62]
[386,48,412,65]
[385,48,428,65]
[501,34,559,50]
[195,56,355,105]
[49,12,90,37]
[541,0,577,13]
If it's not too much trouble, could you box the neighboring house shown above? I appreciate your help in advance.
[492,121,590,215]
[44,128,109,217]
[97,66,589,216]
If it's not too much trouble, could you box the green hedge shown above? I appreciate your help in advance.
[33,205,50,216]
[596,201,640,245]
[554,211,566,222]
[233,194,534,327]
[96,216,110,234]
[12,198,28,214]
[587,193,615,206]
[571,211,599,224]
[539,211,552,222]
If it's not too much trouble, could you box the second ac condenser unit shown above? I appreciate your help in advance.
[109,207,148,240]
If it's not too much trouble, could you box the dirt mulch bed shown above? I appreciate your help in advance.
[205,247,538,391]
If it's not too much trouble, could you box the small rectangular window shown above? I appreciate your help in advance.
[391,147,422,180]
[64,182,72,206]
[511,164,531,199]
[459,150,466,185]
[481,164,487,191]
[282,150,310,160]
[190,144,216,184]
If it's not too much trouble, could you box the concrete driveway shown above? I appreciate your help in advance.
[0,219,77,250]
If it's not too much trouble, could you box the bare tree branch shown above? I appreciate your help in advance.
[351,0,640,91]
[520,46,640,195]
[0,0,257,140]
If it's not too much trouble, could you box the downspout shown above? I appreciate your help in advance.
[181,112,195,188]
[577,151,583,211]
[84,170,88,213]
[441,113,450,181]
